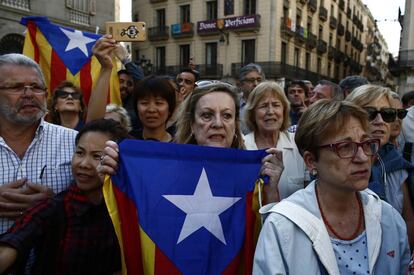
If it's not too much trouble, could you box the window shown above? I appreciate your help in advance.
[206,1,218,20]
[305,52,311,71]
[156,47,166,72]
[205,42,218,67]
[317,57,321,74]
[307,16,313,33]
[281,42,287,64]
[180,44,190,67]
[296,9,302,26]
[328,61,332,76]
[331,4,334,16]
[336,38,341,48]
[319,25,323,38]
[244,0,256,15]
[180,5,191,23]
[156,9,166,26]
[242,39,255,64]
[329,32,333,46]
[334,64,339,80]
[66,0,92,13]
[294,48,300,67]
[224,0,234,16]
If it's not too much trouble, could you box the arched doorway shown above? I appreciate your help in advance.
[0,33,25,55]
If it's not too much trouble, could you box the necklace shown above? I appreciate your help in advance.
[316,186,363,240]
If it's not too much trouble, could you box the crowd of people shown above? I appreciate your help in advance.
[0,33,414,274]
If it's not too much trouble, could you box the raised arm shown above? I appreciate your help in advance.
[86,35,117,122]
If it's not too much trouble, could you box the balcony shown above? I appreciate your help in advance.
[335,51,344,62]
[337,23,345,36]
[231,61,336,84]
[306,32,317,49]
[148,26,169,41]
[308,0,317,12]
[317,39,327,54]
[295,25,306,44]
[0,0,30,10]
[280,17,295,37]
[347,7,352,18]
[163,64,223,79]
[319,6,328,21]
[339,0,345,10]
[171,22,194,38]
[329,16,337,29]
[345,30,351,41]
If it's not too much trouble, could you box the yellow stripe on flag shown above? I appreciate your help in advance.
[139,226,156,275]
[103,176,127,275]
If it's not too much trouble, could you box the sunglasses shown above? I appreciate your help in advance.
[55,90,82,100]
[363,107,397,123]
[397,108,408,119]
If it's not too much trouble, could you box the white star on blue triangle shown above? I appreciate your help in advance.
[60,28,96,57]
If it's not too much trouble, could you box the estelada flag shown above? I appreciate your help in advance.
[20,16,121,105]
[103,140,266,275]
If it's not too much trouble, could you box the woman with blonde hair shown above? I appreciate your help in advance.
[243,81,306,199]
[346,84,414,247]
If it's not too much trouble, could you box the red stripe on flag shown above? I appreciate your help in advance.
[222,191,255,275]
[27,22,40,62]
[113,183,144,274]
[154,247,181,275]
[50,50,67,92]
[79,60,92,105]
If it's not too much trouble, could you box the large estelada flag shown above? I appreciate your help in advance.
[103,140,266,275]
[20,16,121,105]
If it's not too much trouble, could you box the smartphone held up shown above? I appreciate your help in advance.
[105,22,146,42]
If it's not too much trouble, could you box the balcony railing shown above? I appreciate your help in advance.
[280,17,295,37]
[231,61,337,84]
[328,46,336,59]
[306,32,317,49]
[337,23,345,36]
[68,10,90,26]
[329,16,337,29]
[399,50,414,67]
[0,0,30,10]
[148,26,170,41]
[317,39,327,54]
[319,6,328,21]
[345,30,351,41]
[308,0,317,12]
[295,25,306,44]
[171,22,194,38]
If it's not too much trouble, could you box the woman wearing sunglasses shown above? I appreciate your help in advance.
[254,100,410,274]
[346,84,414,248]
[49,81,86,130]
[390,92,408,153]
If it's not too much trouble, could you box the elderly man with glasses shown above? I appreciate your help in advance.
[0,54,77,234]
[237,63,265,134]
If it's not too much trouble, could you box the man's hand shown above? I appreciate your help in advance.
[0,179,54,218]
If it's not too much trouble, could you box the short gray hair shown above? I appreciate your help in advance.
[0,54,46,86]
[239,63,265,80]
[317,80,343,101]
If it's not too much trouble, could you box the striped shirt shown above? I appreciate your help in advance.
[0,119,77,233]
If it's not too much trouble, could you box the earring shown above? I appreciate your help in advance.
[310,169,318,177]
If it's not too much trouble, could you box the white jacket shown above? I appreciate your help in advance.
[243,131,306,199]
[253,181,410,275]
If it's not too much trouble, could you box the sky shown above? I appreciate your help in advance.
[120,0,406,57]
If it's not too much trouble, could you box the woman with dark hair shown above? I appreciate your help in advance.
[130,75,176,141]
[49,81,86,130]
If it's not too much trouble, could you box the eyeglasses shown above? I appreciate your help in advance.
[363,107,397,123]
[317,139,380,159]
[177,77,195,86]
[242,77,262,84]
[55,90,82,100]
[397,108,408,119]
[0,83,46,94]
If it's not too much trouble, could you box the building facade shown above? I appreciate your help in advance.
[131,0,391,84]
[398,0,414,94]
[0,0,117,55]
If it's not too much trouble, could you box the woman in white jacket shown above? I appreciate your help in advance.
[243,81,307,199]
[254,100,410,274]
